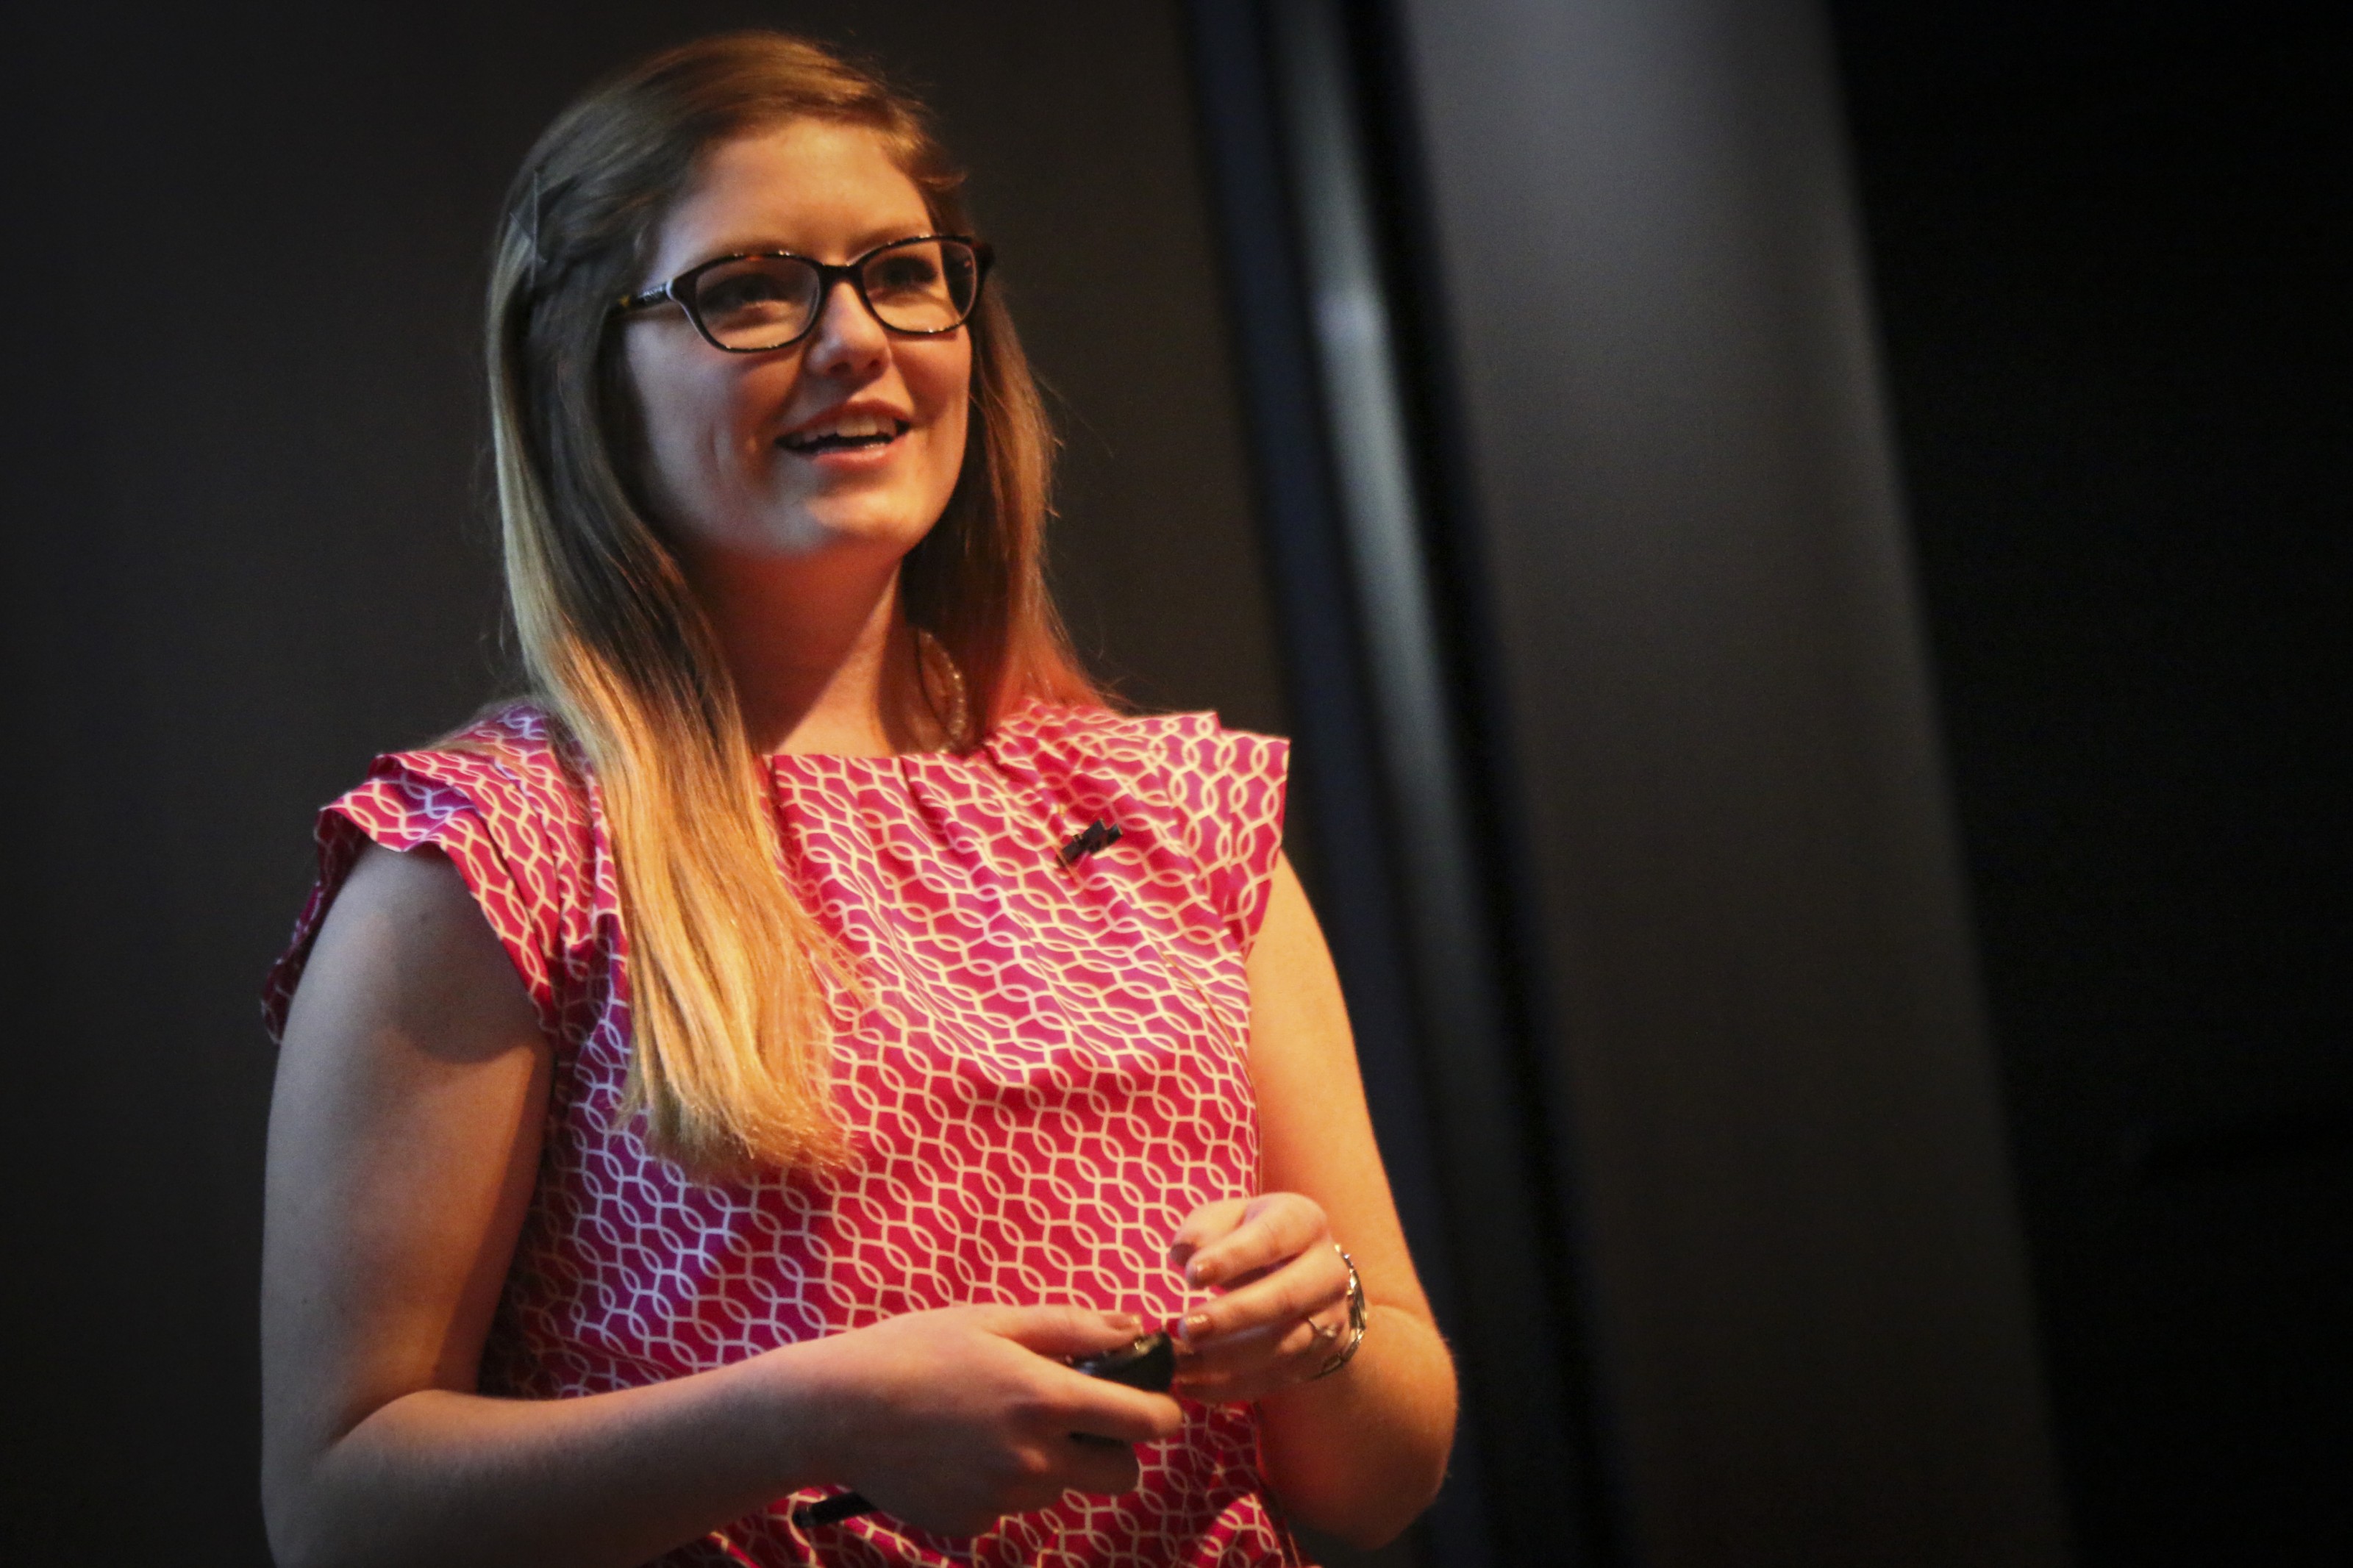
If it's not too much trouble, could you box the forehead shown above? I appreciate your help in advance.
[650,118,933,271]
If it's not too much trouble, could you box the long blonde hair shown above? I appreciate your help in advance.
[485,32,1102,1178]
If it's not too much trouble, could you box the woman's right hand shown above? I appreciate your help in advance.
[788,1305,1185,1537]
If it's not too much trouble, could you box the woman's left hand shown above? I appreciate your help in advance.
[1165,1192,1355,1403]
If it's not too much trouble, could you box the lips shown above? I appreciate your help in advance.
[778,409,910,454]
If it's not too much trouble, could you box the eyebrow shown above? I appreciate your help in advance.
[686,227,940,264]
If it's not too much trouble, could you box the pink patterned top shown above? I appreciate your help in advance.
[263,701,1301,1568]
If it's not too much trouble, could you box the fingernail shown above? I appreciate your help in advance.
[1107,1311,1142,1333]
[1185,1260,1210,1287]
[1182,1312,1212,1342]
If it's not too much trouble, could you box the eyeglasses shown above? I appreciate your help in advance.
[613,234,992,352]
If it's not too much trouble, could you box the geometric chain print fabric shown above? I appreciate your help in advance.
[264,701,1301,1567]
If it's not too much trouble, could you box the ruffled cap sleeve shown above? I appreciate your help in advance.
[260,706,597,1047]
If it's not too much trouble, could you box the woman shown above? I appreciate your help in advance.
[260,32,1454,1568]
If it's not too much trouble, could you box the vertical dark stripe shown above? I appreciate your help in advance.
[1186,3,1615,1561]
[1389,0,2071,1561]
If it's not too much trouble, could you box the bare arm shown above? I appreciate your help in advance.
[1168,855,1459,1547]
[261,842,1178,1568]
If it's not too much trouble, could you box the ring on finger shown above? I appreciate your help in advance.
[1307,1248,1368,1381]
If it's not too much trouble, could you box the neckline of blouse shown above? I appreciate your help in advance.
[762,744,988,770]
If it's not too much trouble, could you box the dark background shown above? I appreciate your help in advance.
[2,4,1279,1560]
[1830,7,2352,1561]
[3,3,2345,1564]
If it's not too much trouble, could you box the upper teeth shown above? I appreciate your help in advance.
[786,412,899,446]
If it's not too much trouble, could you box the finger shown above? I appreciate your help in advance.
[1168,1323,1312,1397]
[924,1503,1010,1539]
[1188,1306,1332,1369]
[1179,1246,1346,1345]
[1174,1313,1323,1377]
[1182,1194,1327,1289]
[1165,1198,1249,1271]
[1052,1376,1186,1446]
[989,1455,1074,1521]
[1055,1437,1147,1497]
[985,1303,1146,1358]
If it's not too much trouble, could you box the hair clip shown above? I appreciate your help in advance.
[513,168,545,293]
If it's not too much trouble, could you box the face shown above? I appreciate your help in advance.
[621,120,973,567]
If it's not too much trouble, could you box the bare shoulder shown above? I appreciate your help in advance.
[282,841,543,1070]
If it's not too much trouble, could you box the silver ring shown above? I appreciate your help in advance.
[1308,1247,1368,1381]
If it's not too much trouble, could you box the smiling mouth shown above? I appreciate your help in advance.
[779,416,910,455]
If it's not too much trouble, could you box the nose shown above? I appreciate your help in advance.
[801,276,889,378]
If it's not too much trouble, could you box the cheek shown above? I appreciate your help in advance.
[918,346,976,487]
[933,395,972,487]
[627,340,777,517]
[623,338,705,513]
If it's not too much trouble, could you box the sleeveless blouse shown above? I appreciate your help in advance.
[263,701,1301,1568]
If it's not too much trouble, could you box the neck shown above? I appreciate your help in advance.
[684,545,938,756]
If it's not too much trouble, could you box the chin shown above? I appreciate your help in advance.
[755,504,940,562]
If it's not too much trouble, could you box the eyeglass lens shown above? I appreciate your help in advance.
[688,238,980,350]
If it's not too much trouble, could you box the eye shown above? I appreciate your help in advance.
[860,241,979,332]
[866,250,946,299]
[690,258,818,328]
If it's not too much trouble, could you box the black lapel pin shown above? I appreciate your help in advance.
[1057,817,1124,865]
